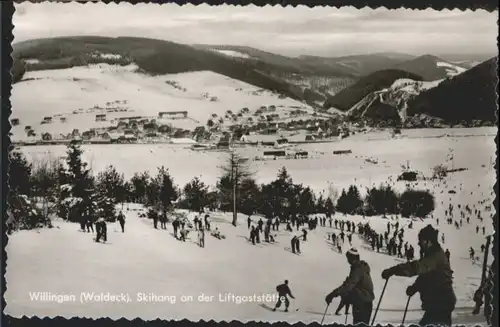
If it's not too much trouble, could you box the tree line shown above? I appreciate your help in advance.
[7,141,434,233]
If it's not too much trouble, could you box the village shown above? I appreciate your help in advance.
[10,102,359,155]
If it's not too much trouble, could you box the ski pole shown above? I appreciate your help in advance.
[371,278,389,326]
[320,303,330,325]
[402,295,412,325]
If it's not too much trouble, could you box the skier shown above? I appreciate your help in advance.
[198,228,205,248]
[445,248,450,262]
[302,228,308,242]
[381,225,456,327]
[250,226,257,245]
[160,212,167,230]
[95,217,107,243]
[247,216,252,229]
[325,248,374,325]
[290,235,298,254]
[205,214,211,231]
[273,280,295,312]
[172,219,179,238]
[117,210,126,233]
[469,247,475,260]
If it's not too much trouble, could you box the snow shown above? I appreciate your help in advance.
[25,59,41,65]
[6,127,495,324]
[91,53,123,60]
[214,50,251,59]
[436,62,467,77]
[11,64,314,140]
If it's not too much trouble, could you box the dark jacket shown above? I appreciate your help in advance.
[276,284,294,298]
[334,260,375,304]
[392,245,456,312]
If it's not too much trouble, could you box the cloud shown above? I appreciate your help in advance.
[13,3,498,57]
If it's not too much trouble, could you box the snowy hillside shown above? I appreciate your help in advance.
[436,62,468,77]
[5,204,493,324]
[214,49,252,59]
[347,78,443,122]
[6,127,495,324]
[10,63,316,141]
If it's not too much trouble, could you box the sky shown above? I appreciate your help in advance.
[12,3,498,58]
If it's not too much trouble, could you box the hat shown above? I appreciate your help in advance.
[418,224,438,242]
[346,248,360,257]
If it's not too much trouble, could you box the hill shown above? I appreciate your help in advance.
[345,78,444,124]
[393,55,468,81]
[406,57,498,124]
[193,44,359,100]
[298,53,413,77]
[323,70,424,111]
[13,37,361,108]
[10,63,319,141]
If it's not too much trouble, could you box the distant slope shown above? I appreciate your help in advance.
[298,53,412,77]
[12,36,339,106]
[193,44,360,102]
[346,78,443,123]
[407,57,498,123]
[323,69,424,111]
[394,55,468,81]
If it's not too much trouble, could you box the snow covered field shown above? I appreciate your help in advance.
[5,127,496,324]
[10,64,315,140]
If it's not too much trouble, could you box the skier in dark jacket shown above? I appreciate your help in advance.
[326,248,374,325]
[382,224,456,327]
[273,280,295,312]
[95,217,107,242]
[117,210,126,233]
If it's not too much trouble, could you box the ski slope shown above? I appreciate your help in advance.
[7,127,495,324]
[5,204,491,324]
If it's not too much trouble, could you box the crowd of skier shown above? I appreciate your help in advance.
[74,185,493,327]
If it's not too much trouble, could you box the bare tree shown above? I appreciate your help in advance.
[219,151,253,226]
[30,155,60,221]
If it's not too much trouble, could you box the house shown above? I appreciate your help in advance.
[263,150,286,158]
[71,129,81,138]
[41,133,52,141]
[42,116,53,124]
[216,140,230,149]
[143,123,158,133]
[158,111,188,119]
[158,124,172,134]
[24,126,32,132]
[263,127,278,135]
[119,134,137,142]
[274,138,289,148]
[294,151,308,159]
[305,135,316,141]
[60,117,67,123]
[95,114,107,122]
[27,130,36,137]
[82,131,94,140]
[333,150,352,155]
[10,118,20,126]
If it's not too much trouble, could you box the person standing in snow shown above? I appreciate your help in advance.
[273,280,295,312]
[198,228,205,248]
[117,210,126,233]
[247,216,252,229]
[325,248,374,325]
[381,225,456,327]
[95,217,107,243]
